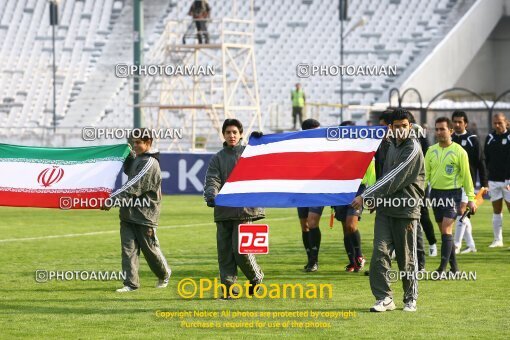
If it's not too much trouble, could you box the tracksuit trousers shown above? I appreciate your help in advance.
[370,213,419,303]
[216,220,264,287]
[120,221,171,289]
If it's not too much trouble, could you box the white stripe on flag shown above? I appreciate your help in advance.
[220,179,361,194]
[242,138,381,158]
[0,161,122,190]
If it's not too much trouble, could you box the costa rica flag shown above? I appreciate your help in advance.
[215,126,386,207]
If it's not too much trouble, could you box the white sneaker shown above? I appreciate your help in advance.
[156,271,171,288]
[429,243,437,257]
[460,246,477,254]
[403,300,417,312]
[156,278,170,289]
[454,246,460,255]
[370,297,396,312]
[116,286,137,293]
[488,240,504,248]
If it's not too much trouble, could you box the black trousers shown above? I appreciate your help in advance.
[420,205,437,245]
[195,20,209,44]
[292,107,303,128]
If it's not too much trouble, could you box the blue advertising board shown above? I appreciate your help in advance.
[115,152,215,194]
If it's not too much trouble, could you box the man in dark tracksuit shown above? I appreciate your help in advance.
[352,109,425,312]
[377,113,433,269]
[105,132,171,292]
[204,119,265,299]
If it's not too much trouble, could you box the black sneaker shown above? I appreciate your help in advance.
[304,252,311,269]
[247,281,261,296]
[305,263,318,272]
[218,284,240,300]
[432,268,446,280]
[448,269,459,277]
[218,291,239,300]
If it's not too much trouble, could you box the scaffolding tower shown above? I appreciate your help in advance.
[138,0,261,151]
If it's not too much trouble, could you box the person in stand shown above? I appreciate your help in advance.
[188,0,211,44]
[291,83,306,130]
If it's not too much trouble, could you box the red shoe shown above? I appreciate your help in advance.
[345,263,356,272]
[354,256,366,272]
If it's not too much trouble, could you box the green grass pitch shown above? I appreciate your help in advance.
[0,195,509,339]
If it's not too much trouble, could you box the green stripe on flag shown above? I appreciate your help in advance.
[0,143,130,162]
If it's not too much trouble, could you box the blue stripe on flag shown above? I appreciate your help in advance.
[248,126,386,146]
[215,192,357,208]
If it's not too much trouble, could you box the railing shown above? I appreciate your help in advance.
[267,101,374,131]
[161,18,255,47]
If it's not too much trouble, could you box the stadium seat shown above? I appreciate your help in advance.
[0,0,476,142]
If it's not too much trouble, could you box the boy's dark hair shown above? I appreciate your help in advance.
[339,120,355,126]
[301,118,320,130]
[379,110,392,124]
[222,118,243,134]
[389,108,413,124]
[435,117,453,129]
[131,128,153,144]
[452,110,468,124]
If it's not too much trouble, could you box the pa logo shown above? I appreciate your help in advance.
[238,224,269,254]
[445,164,454,175]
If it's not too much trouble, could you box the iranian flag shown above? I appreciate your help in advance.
[0,143,130,209]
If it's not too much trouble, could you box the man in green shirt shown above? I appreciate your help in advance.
[291,83,306,130]
[425,117,476,274]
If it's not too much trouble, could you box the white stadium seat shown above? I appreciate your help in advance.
[0,0,475,142]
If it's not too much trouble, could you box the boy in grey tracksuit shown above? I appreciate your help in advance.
[105,132,171,292]
[352,109,425,312]
[204,119,265,298]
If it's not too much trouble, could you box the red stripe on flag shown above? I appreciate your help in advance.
[0,190,110,209]
[227,151,374,182]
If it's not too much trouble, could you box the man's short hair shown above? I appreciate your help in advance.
[493,112,507,120]
[389,108,413,124]
[452,110,468,123]
[435,117,453,129]
[222,118,243,134]
[339,120,355,126]
[302,118,320,130]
